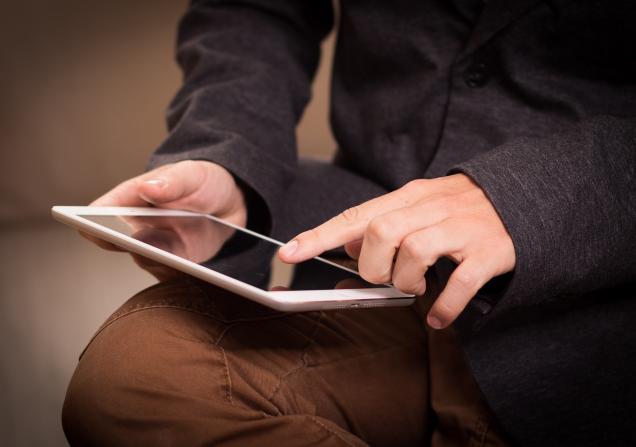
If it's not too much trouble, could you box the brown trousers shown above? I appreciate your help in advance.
[62,279,509,447]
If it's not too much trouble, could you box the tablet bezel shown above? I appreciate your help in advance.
[51,206,415,311]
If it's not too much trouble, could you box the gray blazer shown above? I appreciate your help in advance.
[148,1,636,445]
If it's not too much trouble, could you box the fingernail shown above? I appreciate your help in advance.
[279,240,298,257]
[427,315,443,330]
[144,178,167,188]
[140,179,168,203]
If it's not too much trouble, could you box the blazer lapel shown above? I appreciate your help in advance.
[459,0,543,61]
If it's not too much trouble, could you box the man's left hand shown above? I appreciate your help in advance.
[278,174,516,329]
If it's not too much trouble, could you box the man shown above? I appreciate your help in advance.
[62,1,636,446]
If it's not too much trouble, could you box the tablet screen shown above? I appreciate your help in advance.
[81,214,383,291]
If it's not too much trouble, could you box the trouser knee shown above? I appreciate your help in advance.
[62,280,240,446]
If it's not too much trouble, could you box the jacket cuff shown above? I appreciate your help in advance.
[450,145,541,317]
[449,131,582,318]
[450,115,636,322]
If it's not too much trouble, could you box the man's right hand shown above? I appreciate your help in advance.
[83,160,247,271]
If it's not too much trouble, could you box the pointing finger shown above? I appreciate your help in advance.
[279,188,414,263]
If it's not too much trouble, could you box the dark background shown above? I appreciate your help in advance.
[0,1,335,444]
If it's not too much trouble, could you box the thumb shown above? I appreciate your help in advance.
[138,161,207,206]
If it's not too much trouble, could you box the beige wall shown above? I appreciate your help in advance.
[0,1,335,445]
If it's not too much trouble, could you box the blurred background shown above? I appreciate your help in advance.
[0,1,336,444]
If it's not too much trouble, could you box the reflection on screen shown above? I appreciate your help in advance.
[82,215,385,291]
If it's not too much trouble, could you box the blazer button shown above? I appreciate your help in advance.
[464,62,489,88]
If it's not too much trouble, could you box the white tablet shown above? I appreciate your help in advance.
[51,206,414,311]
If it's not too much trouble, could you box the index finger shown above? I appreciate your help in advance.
[278,189,408,263]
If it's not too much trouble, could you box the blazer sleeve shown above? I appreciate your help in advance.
[452,115,636,313]
[147,0,333,224]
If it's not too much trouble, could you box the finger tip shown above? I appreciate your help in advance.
[277,249,297,264]
[276,250,289,263]
[278,239,299,260]
[426,315,444,330]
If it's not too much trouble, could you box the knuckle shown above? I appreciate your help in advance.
[366,217,394,242]
[400,234,424,260]
[402,231,439,263]
[403,179,428,193]
[339,206,361,225]
[453,268,480,292]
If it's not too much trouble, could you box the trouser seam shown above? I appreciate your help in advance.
[305,341,425,368]
[218,346,234,405]
[310,416,362,447]
[215,323,234,345]
[266,311,325,404]
[81,304,224,358]
[81,302,292,360]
